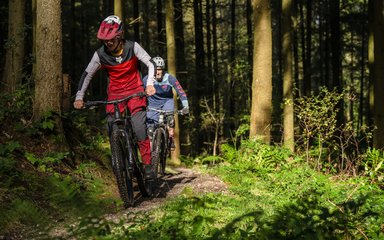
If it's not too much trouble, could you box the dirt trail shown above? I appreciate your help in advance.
[47,167,228,239]
[126,167,228,212]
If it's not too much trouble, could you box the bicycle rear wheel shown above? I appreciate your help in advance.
[110,129,134,208]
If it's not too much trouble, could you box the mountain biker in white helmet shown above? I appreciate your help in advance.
[143,56,189,150]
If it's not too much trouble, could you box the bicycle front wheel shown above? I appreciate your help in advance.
[129,140,151,197]
[110,129,134,208]
[152,128,166,176]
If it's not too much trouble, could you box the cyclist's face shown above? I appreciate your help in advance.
[104,35,121,52]
[156,69,164,81]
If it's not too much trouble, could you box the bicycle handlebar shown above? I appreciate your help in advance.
[84,92,147,109]
[147,107,187,116]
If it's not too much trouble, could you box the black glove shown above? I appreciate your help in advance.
[181,107,189,115]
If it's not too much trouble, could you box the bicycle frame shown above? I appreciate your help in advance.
[84,92,150,207]
[147,107,184,176]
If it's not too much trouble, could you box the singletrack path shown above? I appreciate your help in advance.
[48,167,228,239]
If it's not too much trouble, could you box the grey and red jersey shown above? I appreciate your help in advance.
[75,40,155,101]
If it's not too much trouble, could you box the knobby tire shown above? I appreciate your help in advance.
[153,128,166,176]
[129,140,151,197]
[110,129,134,208]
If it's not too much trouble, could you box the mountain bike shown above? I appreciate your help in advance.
[147,107,186,177]
[85,92,152,208]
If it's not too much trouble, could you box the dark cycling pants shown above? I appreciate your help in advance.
[106,95,151,165]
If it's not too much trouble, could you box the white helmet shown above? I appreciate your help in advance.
[152,56,165,69]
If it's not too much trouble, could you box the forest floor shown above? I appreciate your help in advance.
[48,166,229,239]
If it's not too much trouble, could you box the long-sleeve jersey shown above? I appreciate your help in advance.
[75,40,155,101]
[143,72,188,109]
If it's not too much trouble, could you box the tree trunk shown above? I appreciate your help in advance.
[132,0,140,42]
[174,0,190,154]
[282,0,294,152]
[304,0,312,96]
[192,0,204,153]
[249,0,272,143]
[157,0,165,56]
[166,0,181,165]
[114,0,123,20]
[2,0,25,94]
[359,0,367,129]
[34,0,69,152]
[32,0,36,81]
[34,0,62,120]
[373,0,384,148]
[228,0,235,118]
[368,0,374,127]
[143,0,149,50]
[330,0,344,126]
[246,0,253,105]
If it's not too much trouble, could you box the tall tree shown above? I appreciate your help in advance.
[132,0,140,42]
[33,0,63,120]
[143,0,149,50]
[330,0,343,125]
[174,0,186,73]
[211,0,219,113]
[304,0,312,96]
[157,0,165,56]
[114,0,123,20]
[246,0,253,102]
[192,0,205,153]
[2,0,25,94]
[250,0,272,143]
[368,0,374,127]
[174,0,190,153]
[282,0,294,152]
[372,0,384,148]
[226,0,236,131]
[166,0,181,165]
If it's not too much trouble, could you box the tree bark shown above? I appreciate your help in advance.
[132,0,140,42]
[282,0,294,152]
[249,0,272,143]
[114,0,123,20]
[330,0,344,126]
[2,0,25,94]
[373,0,384,148]
[192,0,204,153]
[143,0,149,50]
[34,0,62,120]
[166,0,181,165]
[157,0,165,56]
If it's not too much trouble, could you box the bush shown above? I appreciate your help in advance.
[221,139,291,174]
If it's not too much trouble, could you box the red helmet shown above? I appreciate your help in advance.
[97,15,123,40]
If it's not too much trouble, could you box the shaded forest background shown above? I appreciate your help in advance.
[2,1,384,238]
[1,0,384,171]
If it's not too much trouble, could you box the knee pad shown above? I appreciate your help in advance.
[131,111,147,141]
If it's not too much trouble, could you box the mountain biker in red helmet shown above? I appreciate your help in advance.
[73,15,156,179]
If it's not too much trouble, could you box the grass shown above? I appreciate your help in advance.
[56,160,384,239]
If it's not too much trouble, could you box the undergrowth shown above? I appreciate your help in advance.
[0,88,119,237]
[2,88,384,239]
[59,139,384,239]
